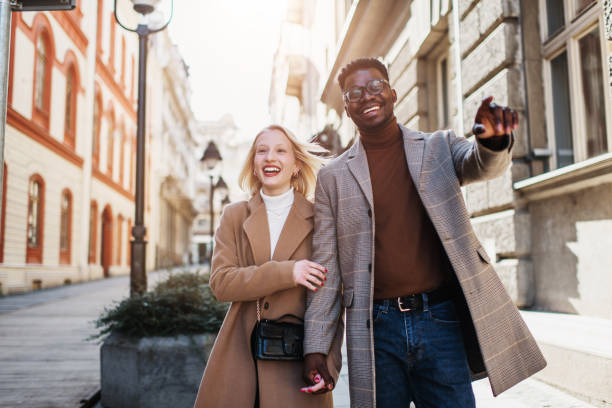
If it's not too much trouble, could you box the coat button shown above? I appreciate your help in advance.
[367,209,372,217]
[366,319,370,329]
[264,302,270,310]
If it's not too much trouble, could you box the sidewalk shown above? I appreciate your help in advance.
[0,270,170,408]
[0,271,598,408]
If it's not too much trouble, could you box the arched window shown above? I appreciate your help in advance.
[59,189,72,264]
[0,164,7,263]
[89,201,98,263]
[26,174,45,264]
[34,34,47,111]
[64,65,78,148]
[33,28,52,128]
[92,88,102,168]
[107,110,115,177]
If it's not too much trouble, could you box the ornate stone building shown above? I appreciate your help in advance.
[0,1,196,293]
[271,0,612,404]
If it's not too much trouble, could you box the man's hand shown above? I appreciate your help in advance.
[301,353,334,394]
[472,96,518,138]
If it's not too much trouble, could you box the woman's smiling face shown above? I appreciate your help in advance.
[253,128,298,196]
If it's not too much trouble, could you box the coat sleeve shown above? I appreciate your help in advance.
[304,170,343,356]
[449,129,513,186]
[209,204,297,302]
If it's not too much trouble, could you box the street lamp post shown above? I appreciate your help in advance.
[200,142,227,265]
[114,0,173,296]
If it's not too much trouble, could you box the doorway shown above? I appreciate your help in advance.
[101,205,113,278]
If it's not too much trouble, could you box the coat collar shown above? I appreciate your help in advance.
[243,191,313,265]
[400,125,425,190]
[346,125,426,205]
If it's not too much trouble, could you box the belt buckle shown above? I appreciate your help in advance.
[397,297,411,312]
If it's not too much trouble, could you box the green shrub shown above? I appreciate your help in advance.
[90,271,228,341]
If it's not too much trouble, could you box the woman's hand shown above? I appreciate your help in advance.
[292,260,327,291]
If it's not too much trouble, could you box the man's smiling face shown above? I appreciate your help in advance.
[342,68,397,131]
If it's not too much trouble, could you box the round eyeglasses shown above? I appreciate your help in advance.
[343,78,389,103]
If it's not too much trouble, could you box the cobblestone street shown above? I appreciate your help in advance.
[0,273,599,407]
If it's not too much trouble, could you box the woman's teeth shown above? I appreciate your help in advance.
[263,167,280,174]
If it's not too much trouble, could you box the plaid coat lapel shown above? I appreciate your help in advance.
[401,127,425,189]
[346,139,374,209]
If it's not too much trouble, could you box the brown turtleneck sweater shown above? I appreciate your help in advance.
[361,116,450,299]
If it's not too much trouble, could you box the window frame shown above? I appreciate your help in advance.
[540,0,612,169]
[59,188,72,265]
[26,174,45,264]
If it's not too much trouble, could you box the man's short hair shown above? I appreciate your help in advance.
[337,58,390,91]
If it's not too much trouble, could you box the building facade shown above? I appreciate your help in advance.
[192,115,250,264]
[0,1,196,294]
[271,0,612,403]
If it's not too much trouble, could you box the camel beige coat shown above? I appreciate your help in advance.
[194,192,343,408]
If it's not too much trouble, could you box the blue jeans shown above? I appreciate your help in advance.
[373,296,475,408]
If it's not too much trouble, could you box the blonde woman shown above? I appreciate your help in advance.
[194,125,343,408]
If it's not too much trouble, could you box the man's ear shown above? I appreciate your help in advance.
[391,88,397,104]
[344,104,351,118]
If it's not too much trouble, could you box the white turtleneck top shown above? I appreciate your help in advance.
[260,187,294,259]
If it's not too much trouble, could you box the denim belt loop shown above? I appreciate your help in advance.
[422,292,430,312]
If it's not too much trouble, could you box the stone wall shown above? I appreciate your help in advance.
[458,0,534,306]
[529,184,612,320]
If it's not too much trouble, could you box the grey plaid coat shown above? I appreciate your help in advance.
[304,125,546,407]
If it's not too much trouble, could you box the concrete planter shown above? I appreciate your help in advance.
[100,332,216,408]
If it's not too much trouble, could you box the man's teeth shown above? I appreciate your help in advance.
[363,106,379,114]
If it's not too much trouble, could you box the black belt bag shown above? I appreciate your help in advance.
[253,300,304,361]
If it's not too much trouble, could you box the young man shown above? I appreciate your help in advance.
[302,58,546,407]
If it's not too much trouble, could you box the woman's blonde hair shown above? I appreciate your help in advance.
[239,124,328,199]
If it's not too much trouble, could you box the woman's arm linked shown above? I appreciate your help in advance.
[209,204,326,302]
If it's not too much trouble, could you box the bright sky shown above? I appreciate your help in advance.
[168,0,288,139]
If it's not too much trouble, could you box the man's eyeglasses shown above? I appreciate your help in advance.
[343,79,389,103]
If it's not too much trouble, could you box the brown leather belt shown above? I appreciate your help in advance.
[373,285,455,312]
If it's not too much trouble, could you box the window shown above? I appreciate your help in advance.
[437,54,451,129]
[541,0,611,169]
[89,201,98,263]
[26,175,45,264]
[33,27,52,128]
[59,189,72,264]
[64,65,77,148]
[93,89,102,168]
[34,34,47,111]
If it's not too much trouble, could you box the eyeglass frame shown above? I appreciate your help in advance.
[342,78,390,103]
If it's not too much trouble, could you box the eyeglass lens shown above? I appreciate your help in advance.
[346,79,386,102]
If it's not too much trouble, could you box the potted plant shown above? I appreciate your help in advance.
[92,271,228,408]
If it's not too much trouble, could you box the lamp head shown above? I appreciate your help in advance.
[130,0,161,15]
[200,141,223,171]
